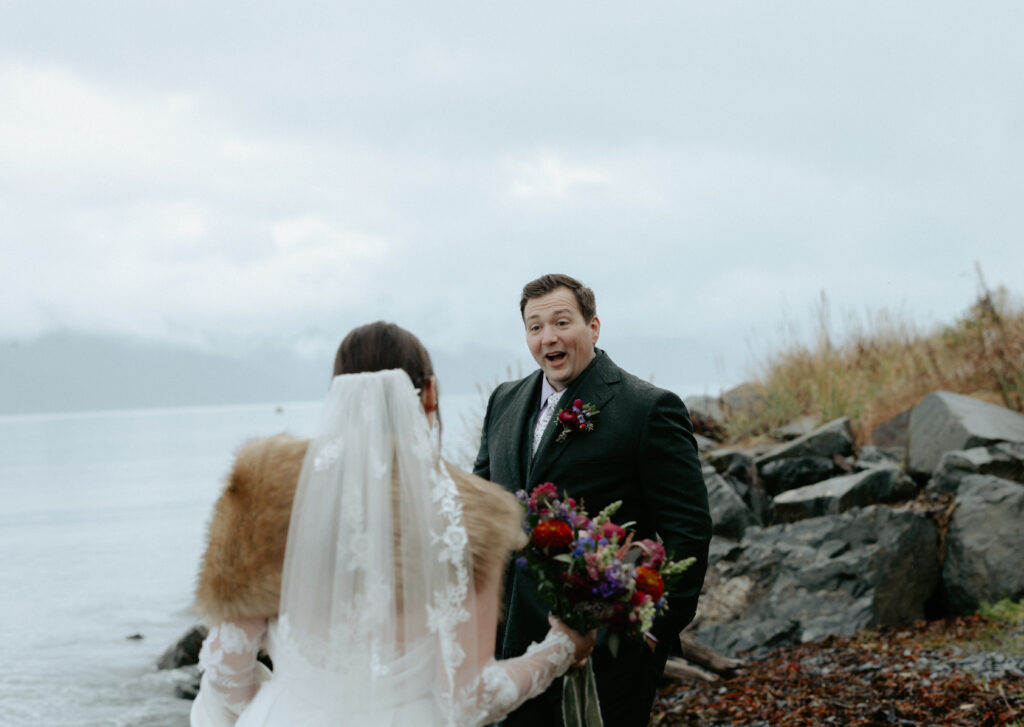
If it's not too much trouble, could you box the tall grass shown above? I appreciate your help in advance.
[726,276,1024,445]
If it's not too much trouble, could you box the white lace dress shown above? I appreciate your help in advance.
[191,371,577,727]
[191,613,577,727]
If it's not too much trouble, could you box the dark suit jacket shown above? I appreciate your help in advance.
[473,349,712,663]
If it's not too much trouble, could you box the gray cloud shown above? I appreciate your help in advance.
[2,1,1022,402]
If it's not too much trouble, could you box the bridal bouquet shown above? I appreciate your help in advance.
[513,482,694,727]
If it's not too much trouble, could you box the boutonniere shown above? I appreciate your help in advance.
[555,399,600,443]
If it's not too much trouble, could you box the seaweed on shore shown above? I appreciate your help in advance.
[651,614,1024,726]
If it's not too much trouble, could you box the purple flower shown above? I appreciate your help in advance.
[515,556,528,569]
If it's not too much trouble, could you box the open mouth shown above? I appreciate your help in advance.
[545,352,567,365]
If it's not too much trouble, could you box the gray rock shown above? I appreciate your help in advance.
[705,447,761,485]
[685,395,725,425]
[870,408,912,449]
[926,442,1024,494]
[772,415,820,441]
[856,445,905,470]
[732,475,772,525]
[693,506,939,656]
[173,666,201,700]
[907,391,1024,476]
[157,625,208,670]
[942,474,1024,614]
[759,456,837,496]
[755,417,855,468]
[721,382,764,417]
[693,433,719,453]
[705,471,760,540]
[772,467,917,523]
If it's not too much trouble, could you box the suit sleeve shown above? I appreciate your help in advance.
[637,390,712,647]
[472,387,498,480]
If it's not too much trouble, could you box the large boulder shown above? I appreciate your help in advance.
[704,469,760,540]
[759,455,837,496]
[772,415,820,441]
[685,395,729,441]
[926,442,1024,495]
[855,445,904,470]
[772,467,917,523]
[907,391,1024,476]
[158,625,208,670]
[942,475,1024,614]
[755,417,855,469]
[693,433,719,453]
[705,443,774,480]
[870,408,912,449]
[721,382,764,418]
[692,506,939,656]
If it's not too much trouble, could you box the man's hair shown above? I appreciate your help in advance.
[519,274,597,322]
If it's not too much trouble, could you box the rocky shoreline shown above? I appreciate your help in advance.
[161,387,1024,721]
[686,389,1024,658]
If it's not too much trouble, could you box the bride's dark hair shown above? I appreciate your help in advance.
[333,321,434,390]
[333,321,525,592]
[333,321,441,438]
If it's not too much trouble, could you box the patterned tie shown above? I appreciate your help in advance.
[533,391,562,456]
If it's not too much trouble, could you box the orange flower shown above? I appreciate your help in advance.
[635,566,664,601]
[532,520,574,550]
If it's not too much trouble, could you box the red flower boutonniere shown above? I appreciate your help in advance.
[555,399,600,443]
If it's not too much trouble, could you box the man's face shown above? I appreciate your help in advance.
[523,287,600,391]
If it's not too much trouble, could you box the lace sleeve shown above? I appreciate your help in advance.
[190,618,269,727]
[469,629,577,726]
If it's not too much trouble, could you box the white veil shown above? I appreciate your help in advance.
[271,369,478,724]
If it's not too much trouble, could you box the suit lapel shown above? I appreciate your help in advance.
[494,371,542,492]
[528,351,620,483]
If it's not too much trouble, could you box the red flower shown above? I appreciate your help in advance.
[532,520,574,550]
[558,409,576,423]
[573,399,583,409]
[635,566,664,601]
[631,590,650,606]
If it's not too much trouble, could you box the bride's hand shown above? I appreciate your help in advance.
[548,614,597,666]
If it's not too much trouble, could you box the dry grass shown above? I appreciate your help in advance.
[725,274,1024,445]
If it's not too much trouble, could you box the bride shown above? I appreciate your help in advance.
[190,322,595,726]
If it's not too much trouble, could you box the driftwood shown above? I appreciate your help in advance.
[664,658,718,683]
[677,635,743,676]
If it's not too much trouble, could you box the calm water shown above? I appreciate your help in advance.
[0,394,483,726]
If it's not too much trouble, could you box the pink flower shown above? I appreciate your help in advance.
[600,522,626,543]
[528,482,558,511]
[575,514,591,529]
[635,539,666,569]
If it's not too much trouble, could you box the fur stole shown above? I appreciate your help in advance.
[194,434,524,624]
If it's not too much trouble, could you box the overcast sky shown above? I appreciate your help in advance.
[3,1,1022,400]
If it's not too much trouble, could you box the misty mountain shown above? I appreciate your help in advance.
[0,332,535,415]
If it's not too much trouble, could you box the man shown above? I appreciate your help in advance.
[474,274,712,726]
